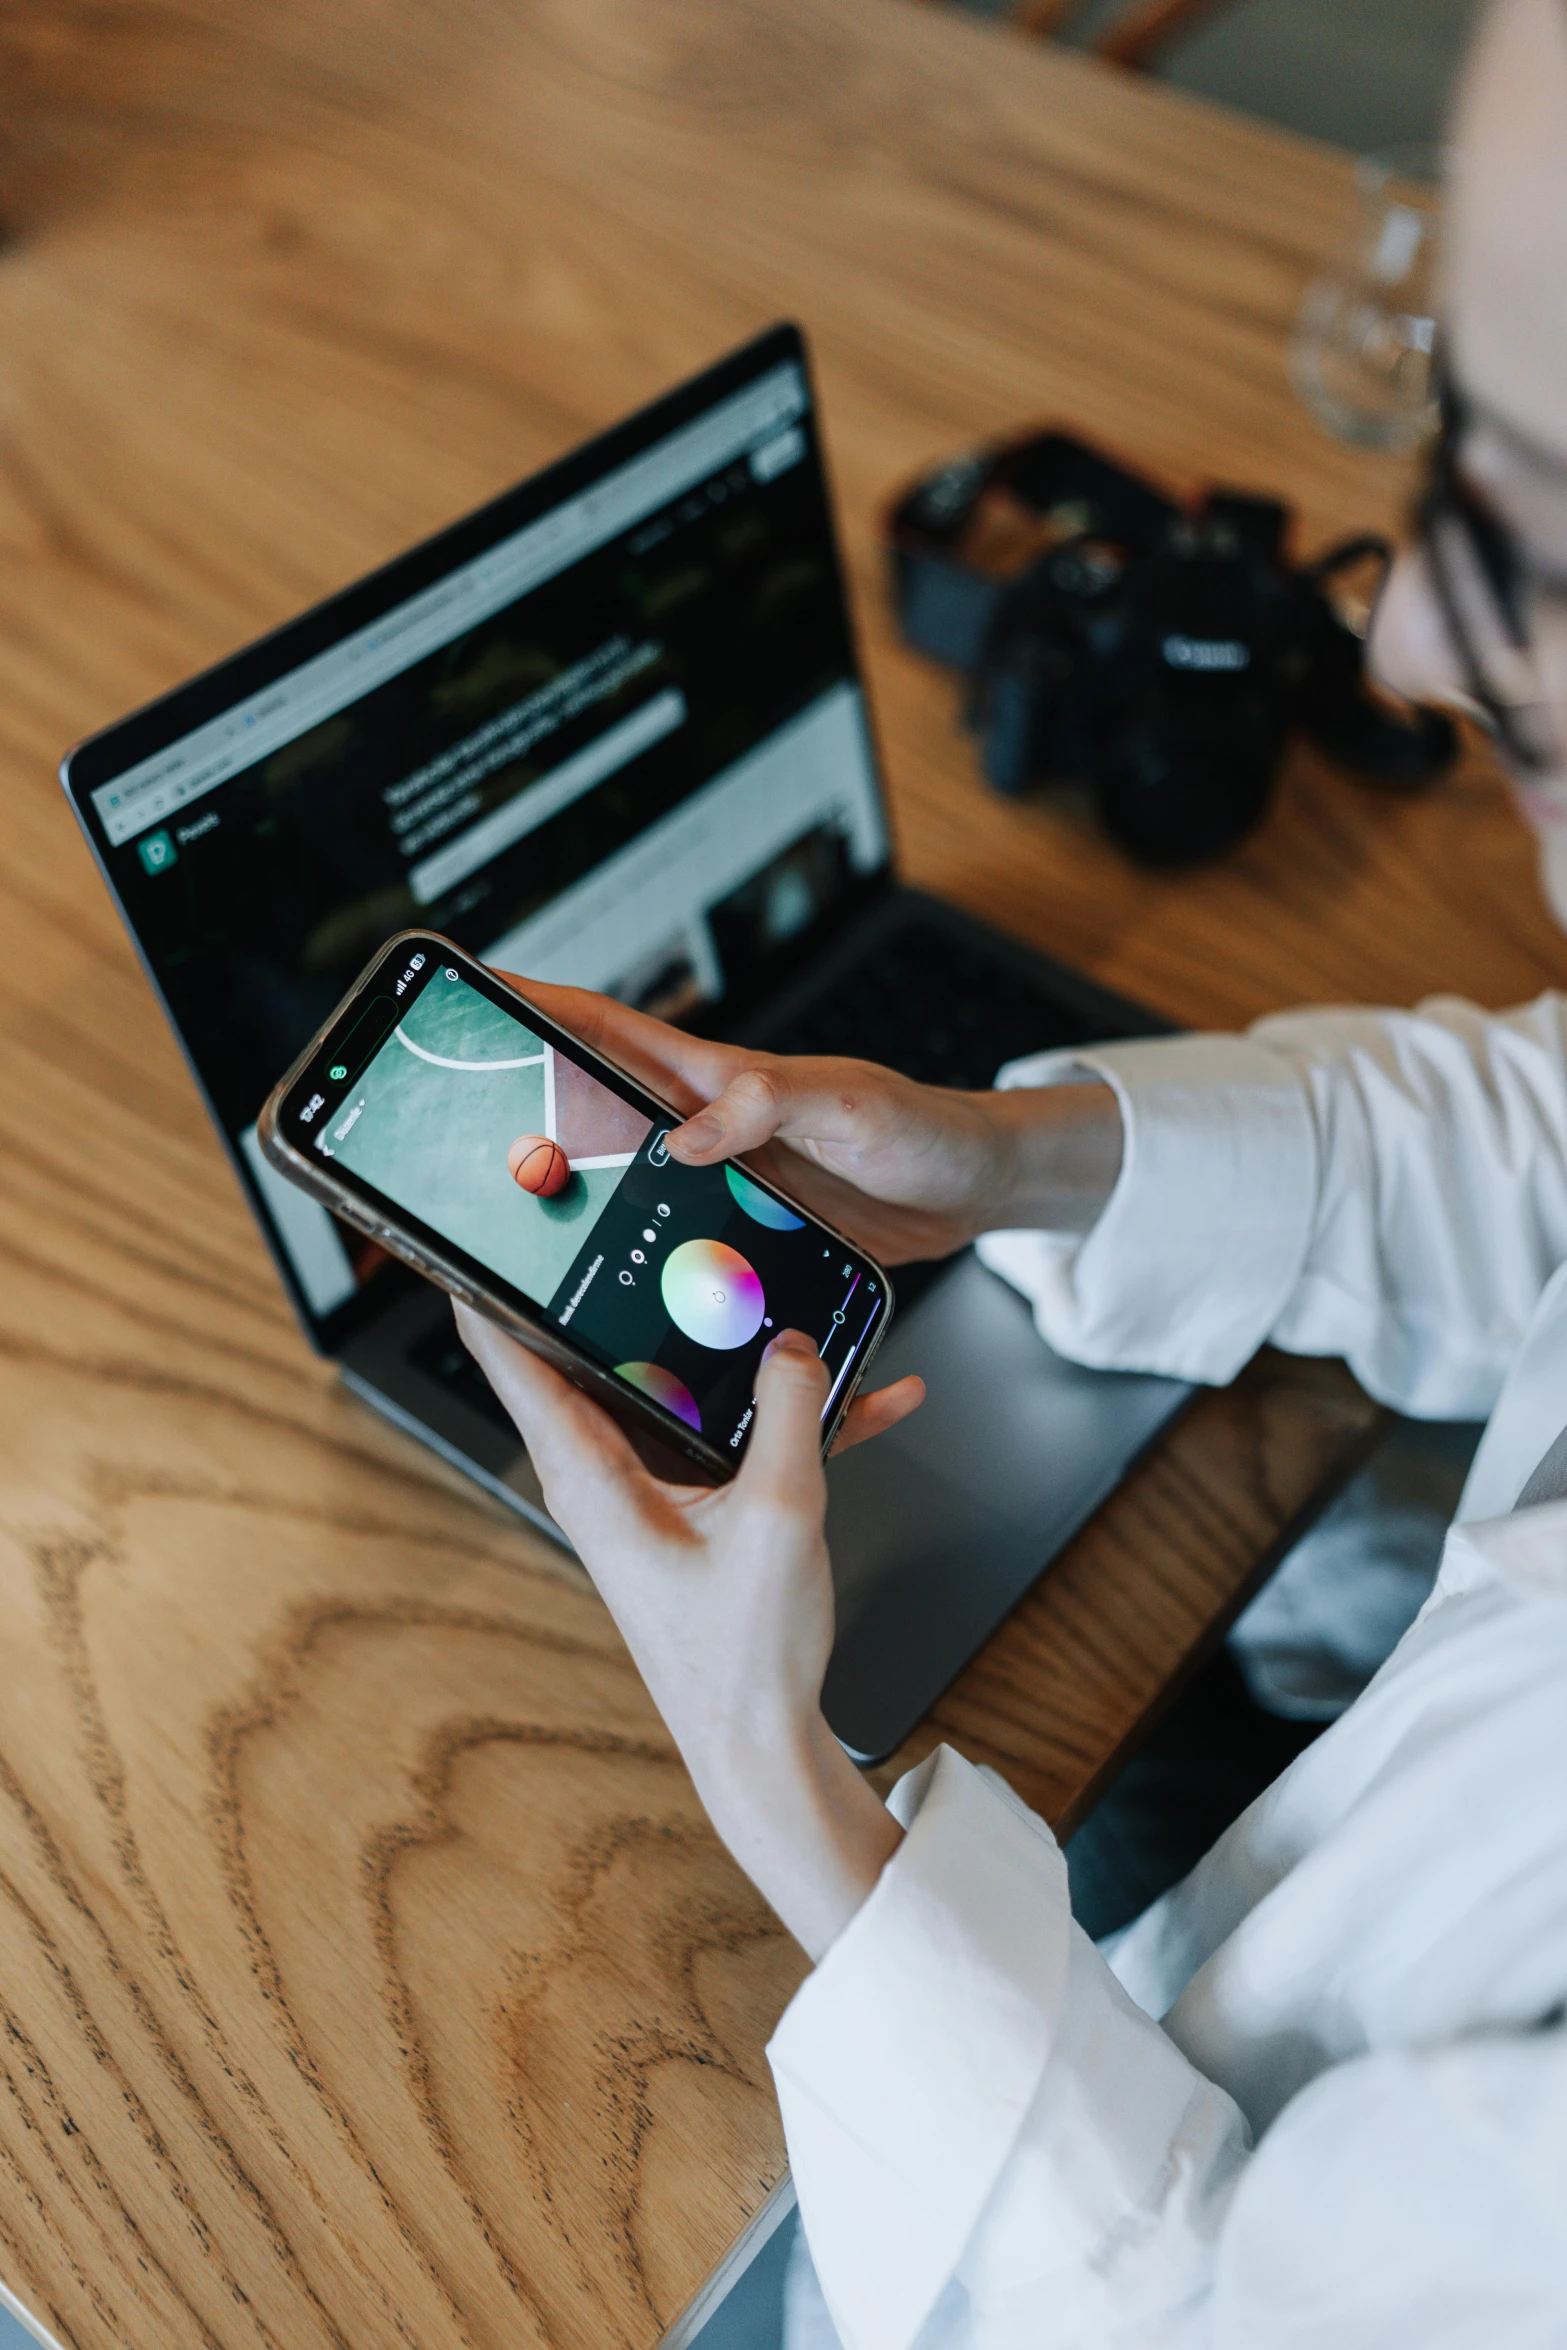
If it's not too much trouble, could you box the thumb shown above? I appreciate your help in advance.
[667,1064,788,1163]
[738,1329,830,1507]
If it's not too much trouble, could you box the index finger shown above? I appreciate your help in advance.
[454,1304,661,1543]
[489,971,745,1119]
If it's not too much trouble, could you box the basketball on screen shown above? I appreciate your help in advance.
[508,1133,571,1197]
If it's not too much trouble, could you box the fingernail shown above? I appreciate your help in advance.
[762,1329,816,1364]
[673,1112,722,1154]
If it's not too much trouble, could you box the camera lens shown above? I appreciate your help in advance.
[1098,729,1275,866]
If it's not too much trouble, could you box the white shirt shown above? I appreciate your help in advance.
[767,994,1567,2350]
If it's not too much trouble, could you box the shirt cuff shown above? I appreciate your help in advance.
[766,1746,1071,2350]
[769,1745,1249,2350]
[975,1033,1321,1385]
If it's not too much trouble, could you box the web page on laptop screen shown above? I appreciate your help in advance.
[86,357,889,1324]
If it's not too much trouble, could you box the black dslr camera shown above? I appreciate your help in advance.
[886,432,1456,867]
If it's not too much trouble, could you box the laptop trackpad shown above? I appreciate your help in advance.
[822,1251,1188,1761]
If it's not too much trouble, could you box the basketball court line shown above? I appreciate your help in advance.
[393,1026,547,1072]
[393,1021,637,1171]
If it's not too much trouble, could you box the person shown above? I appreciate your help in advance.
[458,2,1567,2339]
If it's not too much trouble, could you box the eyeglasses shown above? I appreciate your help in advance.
[1416,367,1559,772]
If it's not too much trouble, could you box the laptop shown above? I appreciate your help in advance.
[61,321,1189,1763]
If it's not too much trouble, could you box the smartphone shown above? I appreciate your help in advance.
[258,932,893,1479]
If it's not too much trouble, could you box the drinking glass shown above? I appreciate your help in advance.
[1291,143,1442,456]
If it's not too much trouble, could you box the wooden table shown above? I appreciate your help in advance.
[0,4,1561,2344]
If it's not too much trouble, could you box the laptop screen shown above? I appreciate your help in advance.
[62,325,892,1345]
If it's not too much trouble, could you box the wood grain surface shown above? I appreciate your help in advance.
[0,2,1558,2344]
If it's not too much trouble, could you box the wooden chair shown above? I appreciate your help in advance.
[1010,0,1237,72]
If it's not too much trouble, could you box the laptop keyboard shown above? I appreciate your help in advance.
[408,916,1139,1436]
[756,918,1120,1090]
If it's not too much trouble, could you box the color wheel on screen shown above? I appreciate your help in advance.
[615,1361,702,1431]
[724,1165,804,1231]
[660,1238,766,1349]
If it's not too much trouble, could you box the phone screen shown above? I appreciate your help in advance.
[289,949,885,1458]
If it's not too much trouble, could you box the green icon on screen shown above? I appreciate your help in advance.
[137,828,177,875]
[329,1064,348,1081]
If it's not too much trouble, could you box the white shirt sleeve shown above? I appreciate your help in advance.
[977,992,1567,1419]
[767,1746,1249,2350]
[769,1745,1567,2350]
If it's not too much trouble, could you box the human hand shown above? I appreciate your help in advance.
[494,974,1123,1261]
[456,1304,909,1957]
